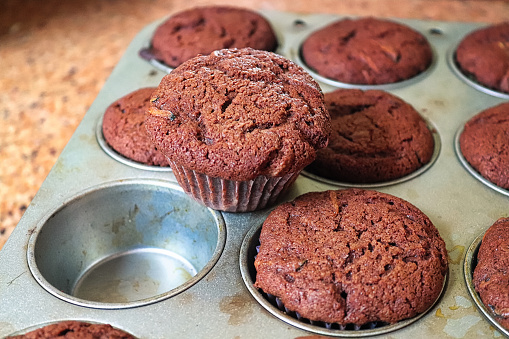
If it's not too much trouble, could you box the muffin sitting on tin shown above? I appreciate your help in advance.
[473,217,509,330]
[145,48,331,212]
[102,87,168,167]
[305,89,434,184]
[455,22,509,94]
[254,188,448,326]
[459,102,509,190]
[300,17,433,85]
[147,6,278,68]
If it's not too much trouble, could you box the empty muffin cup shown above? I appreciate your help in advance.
[27,179,226,309]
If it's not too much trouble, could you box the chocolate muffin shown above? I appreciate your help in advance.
[145,48,331,212]
[473,217,509,330]
[306,89,434,183]
[301,17,433,85]
[254,188,448,326]
[459,102,509,190]
[455,22,509,94]
[102,87,168,167]
[149,6,278,68]
[8,321,134,339]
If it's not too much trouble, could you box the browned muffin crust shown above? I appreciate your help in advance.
[301,17,433,85]
[8,321,134,339]
[306,89,434,183]
[455,22,509,94]
[102,87,168,166]
[150,6,278,68]
[473,217,509,330]
[254,189,448,326]
[459,102,509,189]
[145,48,331,181]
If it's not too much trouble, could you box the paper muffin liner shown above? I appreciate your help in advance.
[167,160,300,212]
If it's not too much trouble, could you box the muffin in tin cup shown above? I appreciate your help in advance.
[101,87,169,168]
[145,48,331,212]
[300,17,433,86]
[455,22,509,95]
[459,102,509,191]
[145,6,278,69]
[472,217,509,331]
[254,188,448,327]
[7,321,135,339]
[305,89,435,184]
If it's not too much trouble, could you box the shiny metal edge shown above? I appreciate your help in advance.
[464,233,509,338]
[240,222,448,338]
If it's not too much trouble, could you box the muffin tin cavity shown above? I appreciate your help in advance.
[96,116,171,172]
[27,179,226,309]
[464,233,509,337]
[454,125,509,197]
[302,121,440,188]
[239,223,447,337]
[447,46,509,100]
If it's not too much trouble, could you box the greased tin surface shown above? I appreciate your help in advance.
[0,10,508,339]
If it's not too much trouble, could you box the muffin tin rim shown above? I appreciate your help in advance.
[26,178,227,310]
[464,232,509,337]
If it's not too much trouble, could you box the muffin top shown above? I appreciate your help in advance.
[301,17,433,85]
[8,321,134,339]
[473,217,509,330]
[150,6,278,68]
[254,188,448,325]
[145,48,331,181]
[102,87,168,166]
[459,102,509,189]
[306,89,434,183]
[455,22,509,94]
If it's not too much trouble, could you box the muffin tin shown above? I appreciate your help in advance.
[1,10,508,339]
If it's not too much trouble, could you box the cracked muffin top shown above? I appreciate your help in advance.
[473,217,509,330]
[254,188,448,326]
[145,48,331,181]
[305,89,434,183]
[455,22,509,94]
[301,17,433,85]
[149,6,278,68]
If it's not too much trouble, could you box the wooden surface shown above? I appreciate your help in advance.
[1,0,508,250]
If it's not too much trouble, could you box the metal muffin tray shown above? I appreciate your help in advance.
[1,10,508,339]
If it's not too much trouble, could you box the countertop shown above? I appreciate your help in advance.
[1,0,508,250]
